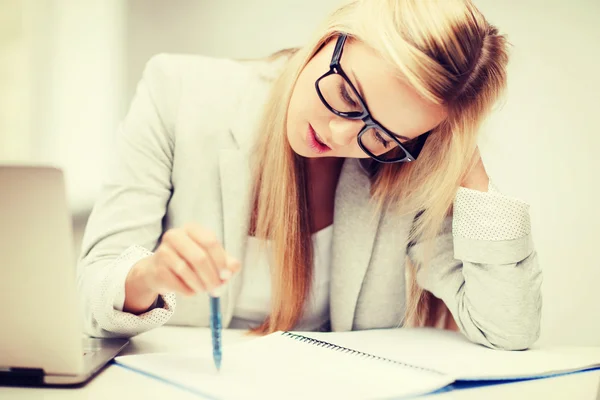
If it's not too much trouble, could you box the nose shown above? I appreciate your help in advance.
[329,118,363,147]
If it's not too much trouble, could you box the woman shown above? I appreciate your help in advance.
[77,0,542,350]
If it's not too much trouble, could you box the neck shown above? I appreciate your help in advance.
[304,156,344,233]
[305,155,343,173]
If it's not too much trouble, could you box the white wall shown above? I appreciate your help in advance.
[0,0,33,161]
[23,0,125,216]
[124,0,344,100]
[472,0,600,346]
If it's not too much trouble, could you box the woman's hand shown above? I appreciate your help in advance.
[461,147,489,192]
[123,224,241,314]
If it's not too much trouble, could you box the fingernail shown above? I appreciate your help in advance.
[210,287,222,297]
[219,269,233,280]
[227,256,240,268]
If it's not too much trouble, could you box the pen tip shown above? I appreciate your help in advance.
[215,357,221,371]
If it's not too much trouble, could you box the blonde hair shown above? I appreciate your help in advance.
[249,0,510,333]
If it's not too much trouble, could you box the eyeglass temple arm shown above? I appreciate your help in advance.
[331,33,347,68]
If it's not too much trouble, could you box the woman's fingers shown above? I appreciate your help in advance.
[157,225,239,296]
[152,245,199,296]
[184,224,231,277]
[169,228,222,293]
[225,254,241,278]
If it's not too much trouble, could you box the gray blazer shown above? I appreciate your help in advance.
[77,54,542,350]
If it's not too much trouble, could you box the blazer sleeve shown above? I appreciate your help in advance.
[407,181,542,350]
[76,54,180,339]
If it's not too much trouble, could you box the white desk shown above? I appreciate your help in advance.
[2,327,600,400]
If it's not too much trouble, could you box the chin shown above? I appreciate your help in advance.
[290,146,315,159]
[286,131,311,158]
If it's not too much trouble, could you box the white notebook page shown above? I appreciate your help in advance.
[300,328,600,380]
[115,332,454,400]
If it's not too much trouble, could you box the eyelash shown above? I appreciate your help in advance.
[339,84,358,108]
[372,130,390,148]
[338,83,390,149]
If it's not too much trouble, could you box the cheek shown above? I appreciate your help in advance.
[286,79,314,147]
[292,79,320,121]
[291,62,334,122]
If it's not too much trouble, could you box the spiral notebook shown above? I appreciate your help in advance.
[115,328,600,400]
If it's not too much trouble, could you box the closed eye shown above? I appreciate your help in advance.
[372,130,390,148]
[339,83,359,108]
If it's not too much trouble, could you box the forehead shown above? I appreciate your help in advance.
[341,39,447,138]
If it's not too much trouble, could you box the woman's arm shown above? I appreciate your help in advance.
[408,157,542,350]
[77,54,182,339]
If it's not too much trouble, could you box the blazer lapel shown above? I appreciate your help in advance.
[330,159,383,331]
[216,63,273,326]
[218,146,252,327]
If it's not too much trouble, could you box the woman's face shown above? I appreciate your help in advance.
[286,37,447,160]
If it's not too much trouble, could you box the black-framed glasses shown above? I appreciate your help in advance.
[315,33,431,163]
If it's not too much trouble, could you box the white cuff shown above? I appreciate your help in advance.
[92,245,176,336]
[111,246,147,311]
[112,245,158,312]
[453,180,531,241]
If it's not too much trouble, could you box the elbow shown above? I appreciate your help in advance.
[477,312,542,351]
[487,326,540,351]
[491,296,543,351]
[461,296,542,351]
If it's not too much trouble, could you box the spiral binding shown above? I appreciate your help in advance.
[281,332,443,375]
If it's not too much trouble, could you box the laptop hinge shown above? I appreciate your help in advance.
[0,367,45,385]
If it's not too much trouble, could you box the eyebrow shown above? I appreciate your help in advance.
[348,67,411,141]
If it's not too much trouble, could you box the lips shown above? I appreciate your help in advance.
[306,124,331,154]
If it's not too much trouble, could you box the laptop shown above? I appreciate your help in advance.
[0,165,128,387]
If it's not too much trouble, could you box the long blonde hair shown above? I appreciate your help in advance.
[249,0,510,333]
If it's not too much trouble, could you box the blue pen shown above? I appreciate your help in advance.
[209,295,222,371]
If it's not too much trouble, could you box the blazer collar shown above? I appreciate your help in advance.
[329,158,382,331]
[228,62,280,152]
[217,62,276,325]
[219,147,252,327]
